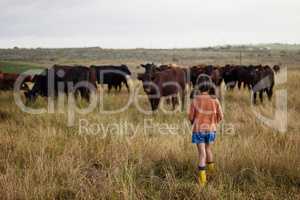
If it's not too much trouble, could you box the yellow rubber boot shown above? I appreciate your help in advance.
[197,169,207,187]
[207,162,215,174]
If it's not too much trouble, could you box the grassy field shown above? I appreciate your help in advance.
[0,47,299,199]
[0,61,43,73]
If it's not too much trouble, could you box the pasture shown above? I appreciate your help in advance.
[0,61,43,73]
[0,47,299,199]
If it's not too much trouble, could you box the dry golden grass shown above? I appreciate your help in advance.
[0,69,299,200]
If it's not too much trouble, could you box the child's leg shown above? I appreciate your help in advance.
[196,143,206,167]
[205,143,213,163]
[196,143,207,186]
[205,143,215,173]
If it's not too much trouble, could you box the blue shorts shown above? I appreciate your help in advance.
[192,131,216,144]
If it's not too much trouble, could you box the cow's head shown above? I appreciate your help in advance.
[140,63,157,74]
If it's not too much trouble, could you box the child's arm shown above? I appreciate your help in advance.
[216,99,223,123]
[188,101,196,124]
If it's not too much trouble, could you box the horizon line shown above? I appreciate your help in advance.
[1,42,300,50]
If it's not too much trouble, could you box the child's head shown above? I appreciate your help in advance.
[197,75,214,94]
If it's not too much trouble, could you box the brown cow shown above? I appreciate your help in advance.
[138,67,187,111]
[139,63,188,107]
[140,63,179,74]
[0,72,32,90]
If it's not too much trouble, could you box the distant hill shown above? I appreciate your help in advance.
[207,43,300,51]
[0,43,300,69]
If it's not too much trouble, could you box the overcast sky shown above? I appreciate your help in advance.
[0,0,299,48]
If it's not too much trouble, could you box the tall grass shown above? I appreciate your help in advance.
[0,70,299,199]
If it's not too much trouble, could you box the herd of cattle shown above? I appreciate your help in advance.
[0,63,280,110]
[137,63,279,109]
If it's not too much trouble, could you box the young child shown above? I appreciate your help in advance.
[188,77,223,186]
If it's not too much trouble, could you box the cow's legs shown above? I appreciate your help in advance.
[86,91,91,102]
[108,84,112,93]
[118,83,122,92]
[112,83,117,92]
[253,91,257,104]
[247,83,252,91]
[82,88,91,102]
[150,98,160,111]
[150,99,154,110]
[79,89,85,101]
[124,80,130,93]
[238,81,242,90]
[166,98,171,105]
[72,88,80,100]
[181,89,186,111]
[267,86,274,101]
[171,96,177,110]
[259,90,264,103]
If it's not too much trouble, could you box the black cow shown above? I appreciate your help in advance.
[221,65,240,90]
[249,65,275,104]
[90,65,131,93]
[235,65,258,90]
[25,65,96,102]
